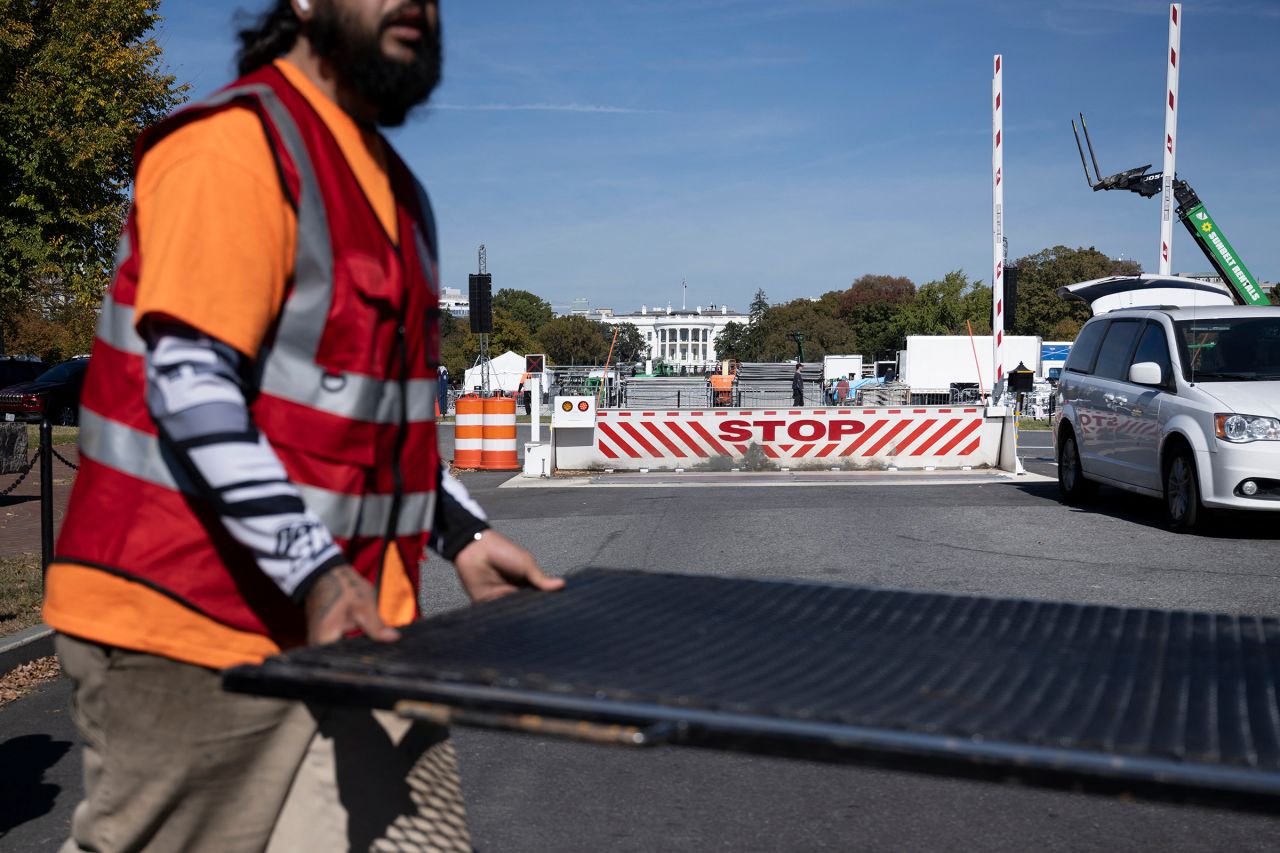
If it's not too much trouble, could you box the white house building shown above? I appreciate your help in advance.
[596,303,750,372]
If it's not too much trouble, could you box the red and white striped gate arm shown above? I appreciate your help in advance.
[1159,4,1181,275]
[992,54,1005,390]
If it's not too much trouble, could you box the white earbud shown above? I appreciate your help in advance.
[297,0,310,12]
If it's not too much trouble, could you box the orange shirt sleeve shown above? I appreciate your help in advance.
[132,106,297,359]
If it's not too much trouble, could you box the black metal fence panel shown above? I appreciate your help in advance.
[226,568,1280,810]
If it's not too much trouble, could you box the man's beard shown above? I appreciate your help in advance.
[308,1,442,127]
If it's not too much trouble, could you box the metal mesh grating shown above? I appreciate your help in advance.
[226,568,1280,806]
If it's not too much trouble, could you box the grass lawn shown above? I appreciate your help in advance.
[0,553,43,635]
[24,424,78,446]
[1019,418,1051,431]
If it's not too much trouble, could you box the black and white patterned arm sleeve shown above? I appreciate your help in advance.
[431,462,490,560]
[142,322,345,602]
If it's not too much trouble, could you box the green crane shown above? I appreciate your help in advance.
[1072,114,1271,306]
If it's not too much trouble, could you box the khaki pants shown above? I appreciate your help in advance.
[56,635,471,853]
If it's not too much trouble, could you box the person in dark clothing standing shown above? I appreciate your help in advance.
[792,363,804,406]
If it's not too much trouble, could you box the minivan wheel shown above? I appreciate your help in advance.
[1058,430,1097,505]
[1164,447,1204,533]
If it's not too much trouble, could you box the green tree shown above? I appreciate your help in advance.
[714,321,752,361]
[834,274,916,359]
[899,271,991,337]
[491,308,538,356]
[492,288,553,336]
[748,288,770,325]
[538,315,609,365]
[438,307,537,381]
[604,321,646,364]
[755,297,858,362]
[439,310,478,382]
[1,0,186,353]
[1011,246,1141,339]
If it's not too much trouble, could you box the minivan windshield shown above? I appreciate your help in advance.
[1174,316,1280,381]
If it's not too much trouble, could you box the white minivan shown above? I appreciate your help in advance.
[1053,305,1280,530]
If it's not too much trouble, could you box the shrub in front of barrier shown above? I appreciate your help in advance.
[741,443,775,472]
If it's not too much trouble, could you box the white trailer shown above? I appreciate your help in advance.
[822,354,864,383]
[900,335,1041,394]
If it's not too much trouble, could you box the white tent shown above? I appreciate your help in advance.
[463,351,547,395]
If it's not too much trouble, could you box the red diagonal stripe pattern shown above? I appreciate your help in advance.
[910,418,961,456]
[863,420,912,456]
[666,420,708,457]
[643,421,686,458]
[618,421,661,457]
[894,419,938,453]
[843,419,888,456]
[688,420,730,456]
[937,419,981,455]
[597,421,639,458]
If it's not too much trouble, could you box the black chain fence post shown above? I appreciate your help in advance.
[40,417,53,580]
[0,448,39,497]
[51,445,78,470]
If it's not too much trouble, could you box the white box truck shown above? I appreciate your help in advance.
[899,335,1041,394]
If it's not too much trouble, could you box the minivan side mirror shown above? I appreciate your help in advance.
[1129,361,1163,386]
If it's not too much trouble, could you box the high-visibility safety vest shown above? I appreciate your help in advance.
[54,65,440,648]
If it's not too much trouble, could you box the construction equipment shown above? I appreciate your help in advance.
[1072,114,1271,306]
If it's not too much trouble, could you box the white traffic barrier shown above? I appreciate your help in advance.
[554,406,1006,471]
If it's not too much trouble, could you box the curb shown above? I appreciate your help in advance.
[0,623,56,675]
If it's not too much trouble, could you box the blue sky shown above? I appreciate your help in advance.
[154,1,1279,313]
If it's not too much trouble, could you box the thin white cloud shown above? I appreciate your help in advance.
[433,102,665,114]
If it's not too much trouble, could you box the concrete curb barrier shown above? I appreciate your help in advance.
[0,623,56,675]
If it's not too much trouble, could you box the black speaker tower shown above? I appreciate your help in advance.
[468,274,492,334]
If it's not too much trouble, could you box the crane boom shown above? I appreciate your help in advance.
[1071,114,1271,306]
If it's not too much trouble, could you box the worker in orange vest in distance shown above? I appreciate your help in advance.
[710,371,734,407]
[516,370,533,416]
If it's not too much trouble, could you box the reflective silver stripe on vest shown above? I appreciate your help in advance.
[241,84,437,427]
[258,357,436,424]
[93,291,433,422]
[79,408,432,540]
[96,293,146,356]
[249,89,336,374]
[296,484,436,540]
[79,407,192,493]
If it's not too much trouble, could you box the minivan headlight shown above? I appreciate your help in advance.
[1215,414,1280,443]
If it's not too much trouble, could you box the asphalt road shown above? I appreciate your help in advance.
[4,446,1280,851]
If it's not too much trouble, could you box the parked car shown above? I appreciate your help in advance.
[1053,305,1280,531]
[0,357,90,425]
[0,356,47,389]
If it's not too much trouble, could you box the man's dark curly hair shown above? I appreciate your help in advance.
[236,1,301,76]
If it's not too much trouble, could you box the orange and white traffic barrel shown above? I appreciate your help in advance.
[454,394,484,468]
[481,395,519,471]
